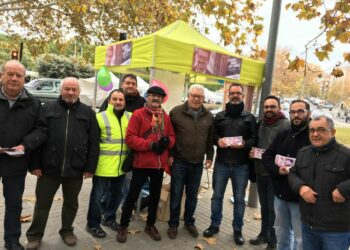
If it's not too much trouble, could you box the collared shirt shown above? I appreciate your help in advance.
[0,84,24,108]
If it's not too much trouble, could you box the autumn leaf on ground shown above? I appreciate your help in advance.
[94,244,102,250]
[254,213,262,220]
[22,196,36,202]
[128,229,141,235]
[195,243,204,249]
[344,53,350,63]
[54,196,63,201]
[139,212,148,222]
[201,237,217,245]
[20,215,32,223]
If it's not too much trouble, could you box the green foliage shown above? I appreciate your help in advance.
[37,54,94,79]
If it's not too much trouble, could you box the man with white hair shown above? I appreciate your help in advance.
[26,77,100,249]
[167,84,214,239]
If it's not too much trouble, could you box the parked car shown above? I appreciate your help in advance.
[25,78,61,103]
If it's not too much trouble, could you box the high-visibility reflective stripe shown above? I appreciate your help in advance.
[100,138,124,144]
[100,150,129,156]
[101,112,111,142]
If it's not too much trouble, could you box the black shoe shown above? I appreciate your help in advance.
[203,226,219,237]
[101,220,120,231]
[266,243,277,250]
[234,230,245,246]
[86,225,107,238]
[4,242,24,250]
[249,233,268,245]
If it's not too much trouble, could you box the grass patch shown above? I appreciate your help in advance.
[335,127,350,147]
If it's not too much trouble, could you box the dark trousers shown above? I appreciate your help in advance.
[2,174,26,244]
[26,175,83,240]
[169,159,203,227]
[256,175,276,245]
[120,168,163,227]
[87,175,125,227]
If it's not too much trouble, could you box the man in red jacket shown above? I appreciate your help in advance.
[116,86,175,243]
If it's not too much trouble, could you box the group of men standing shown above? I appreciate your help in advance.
[0,59,349,250]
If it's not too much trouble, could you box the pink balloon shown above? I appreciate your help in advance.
[99,82,113,91]
[151,79,169,103]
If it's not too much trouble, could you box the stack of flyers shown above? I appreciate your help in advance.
[252,147,265,159]
[275,154,296,168]
[0,147,24,156]
[223,136,243,147]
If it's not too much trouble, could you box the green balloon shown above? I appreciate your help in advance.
[97,66,112,86]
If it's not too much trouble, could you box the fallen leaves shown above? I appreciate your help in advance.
[22,195,36,202]
[253,213,262,221]
[94,244,102,250]
[194,243,204,249]
[20,215,32,223]
[201,237,217,246]
[128,229,141,235]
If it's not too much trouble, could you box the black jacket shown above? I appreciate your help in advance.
[214,109,257,164]
[0,88,46,176]
[289,139,350,231]
[262,127,310,202]
[37,97,100,177]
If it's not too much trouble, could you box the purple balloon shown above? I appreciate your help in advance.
[99,82,113,91]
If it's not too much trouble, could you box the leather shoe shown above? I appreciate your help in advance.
[4,242,24,250]
[145,225,161,241]
[203,226,219,237]
[86,225,107,238]
[101,220,120,231]
[266,243,277,250]
[234,230,245,245]
[116,227,128,243]
[26,239,41,250]
[185,224,199,237]
[249,233,268,245]
[167,226,177,239]
[61,233,77,246]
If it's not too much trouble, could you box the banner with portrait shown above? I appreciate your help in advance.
[192,47,242,80]
[105,41,132,66]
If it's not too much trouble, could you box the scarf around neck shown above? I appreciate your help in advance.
[264,111,285,126]
[145,105,165,133]
[226,101,244,118]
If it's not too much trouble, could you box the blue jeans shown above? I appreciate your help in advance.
[210,161,249,231]
[274,197,302,250]
[87,175,125,227]
[302,223,350,250]
[169,159,203,227]
[256,175,276,245]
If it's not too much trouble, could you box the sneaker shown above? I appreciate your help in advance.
[249,233,268,245]
[167,226,177,239]
[145,225,161,241]
[61,233,77,246]
[184,224,199,237]
[86,225,107,238]
[203,226,219,237]
[116,227,128,243]
[26,240,41,250]
[101,220,120,231]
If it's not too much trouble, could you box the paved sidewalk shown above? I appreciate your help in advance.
[0,170,263,250]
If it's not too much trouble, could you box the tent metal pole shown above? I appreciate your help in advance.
[93,71,98,111]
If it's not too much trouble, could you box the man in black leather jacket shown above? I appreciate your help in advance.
[26,77,99,250]
[203,83,257,246]
[289,115,350,250]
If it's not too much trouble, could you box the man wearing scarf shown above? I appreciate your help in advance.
[249,96,290,250]
[289,115,350,250]
[203,83,257,246]
[117,86,175,243]
[262,100,311,250]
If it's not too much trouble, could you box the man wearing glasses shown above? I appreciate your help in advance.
[203,83,257,246]
[289,115,350,250]
[249,96,290,250]
[262,100,311,250]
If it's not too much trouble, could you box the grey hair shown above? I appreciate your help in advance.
[188,84,205,96]
[60,77,80,91]
[1,60,26,75]
[311,115,334,129]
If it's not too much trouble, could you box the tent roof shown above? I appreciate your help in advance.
[95,20,264,87]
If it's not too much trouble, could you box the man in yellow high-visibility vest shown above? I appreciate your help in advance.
[86,89,131,238]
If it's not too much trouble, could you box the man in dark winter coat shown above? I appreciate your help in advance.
[249,95,289,250]
[289,115,350,250]
[203,83,257,246]
[0,60,46,250]
[262,100,311,250]
[26,77,99,250]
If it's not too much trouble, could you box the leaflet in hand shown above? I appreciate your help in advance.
[275,154,296,168]
[252,147,265,159]
[223,136,243,147]
[0,147,24,156]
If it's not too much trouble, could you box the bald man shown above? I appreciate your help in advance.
[26,77,99,249]
[0,60,46,250]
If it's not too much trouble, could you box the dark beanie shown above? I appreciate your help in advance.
[147,86,166,97]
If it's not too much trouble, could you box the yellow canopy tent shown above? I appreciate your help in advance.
[94,20,264,87]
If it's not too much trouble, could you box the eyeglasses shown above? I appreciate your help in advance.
[264,105,278,110]
[289,109,308,115]
[189,94,204,99]
[229,92,243,96]
[309,127,330,134]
